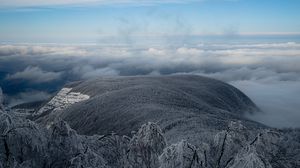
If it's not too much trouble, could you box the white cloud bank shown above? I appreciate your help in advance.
[6,66,62,83]
[1,42,300,127]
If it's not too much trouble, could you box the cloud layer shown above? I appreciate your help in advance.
[6,66,61,83]
[0,41,300,127]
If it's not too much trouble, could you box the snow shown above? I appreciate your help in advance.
[159,140,203,168]
[33,87,90,116]
[1,74,300,168]
[228,145,272,168]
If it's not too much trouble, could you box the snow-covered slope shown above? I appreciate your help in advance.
[35,75,261,146]
[1,75,299,167]
[33,87,90,116]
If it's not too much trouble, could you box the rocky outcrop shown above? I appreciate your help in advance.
[226,145,272,168]
[0,111,107,168]
[0,87,3,111]
[127,122,166,168]
[159,140,205,168]
[211,121,251,168]
[1,108,299,168]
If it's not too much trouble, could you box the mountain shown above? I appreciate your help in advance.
[1,75,300,168]
[34,75,261,145]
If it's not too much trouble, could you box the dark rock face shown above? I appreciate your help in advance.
[35,75,261,146]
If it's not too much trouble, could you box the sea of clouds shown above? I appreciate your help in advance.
[0,41,299,128]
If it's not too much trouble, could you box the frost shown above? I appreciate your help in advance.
[127,122,166,168]
[227,145,272,168]
[33,87,90,116]
[1,73,300,168]
[159,140,203,168]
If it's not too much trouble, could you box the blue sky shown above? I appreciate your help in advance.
[0,0,300,43]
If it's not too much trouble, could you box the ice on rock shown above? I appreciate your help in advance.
[0,110,49,168]
[34,88,90,116]
[212,121,250,168]
[227,145,272,168]
[0,109,300,168]
[159,140,204,168]
[48,120,107,168]
[0,87,3,110]
[0,109,107,168]
[251,130,281,157]
[228,120,246,131]
[127,122,167,168]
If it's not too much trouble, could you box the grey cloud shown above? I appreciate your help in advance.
[231,80,300,128]
[6,66,62,83]
[194,67,300,83]
[7,90,51,107]
[72,65,119,79]
[1,43,300,80]
[0,42,300,128]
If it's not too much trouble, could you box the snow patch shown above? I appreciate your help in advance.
[33,87,90,116]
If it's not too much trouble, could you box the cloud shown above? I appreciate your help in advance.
[72,65,119,79]
[231,80,300,128]
[0,42,300,128]
[7,90,51,107]
[0,45,89,57]
[6,66,62,83]
[195,67,300,83]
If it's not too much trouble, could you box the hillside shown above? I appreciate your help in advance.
[34,75,261,145]
[1,76,300,167]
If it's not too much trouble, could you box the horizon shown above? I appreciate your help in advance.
[1,0,300,128]
[1,0,300,43]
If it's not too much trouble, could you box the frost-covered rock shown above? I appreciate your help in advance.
[271,129,300,168]
[127,122,167,168]
[159,140,204,168]
[211,121,250,168]
[0,110,107,168]
[227,145,272,168]
[33,88,89,116]
[250,129,281,161]
[0,87,3,110]
[0,110,49,168]
[1,109,300,168]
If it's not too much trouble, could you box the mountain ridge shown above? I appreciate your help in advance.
[34,75,263,146]
[0,75,299,167]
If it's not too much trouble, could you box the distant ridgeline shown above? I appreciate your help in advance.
[1,75,299,167]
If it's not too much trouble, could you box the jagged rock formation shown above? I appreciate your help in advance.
[159,140,204,168]
[1,106,300,168]
[127,122,166,168]
[227,145,272,168]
